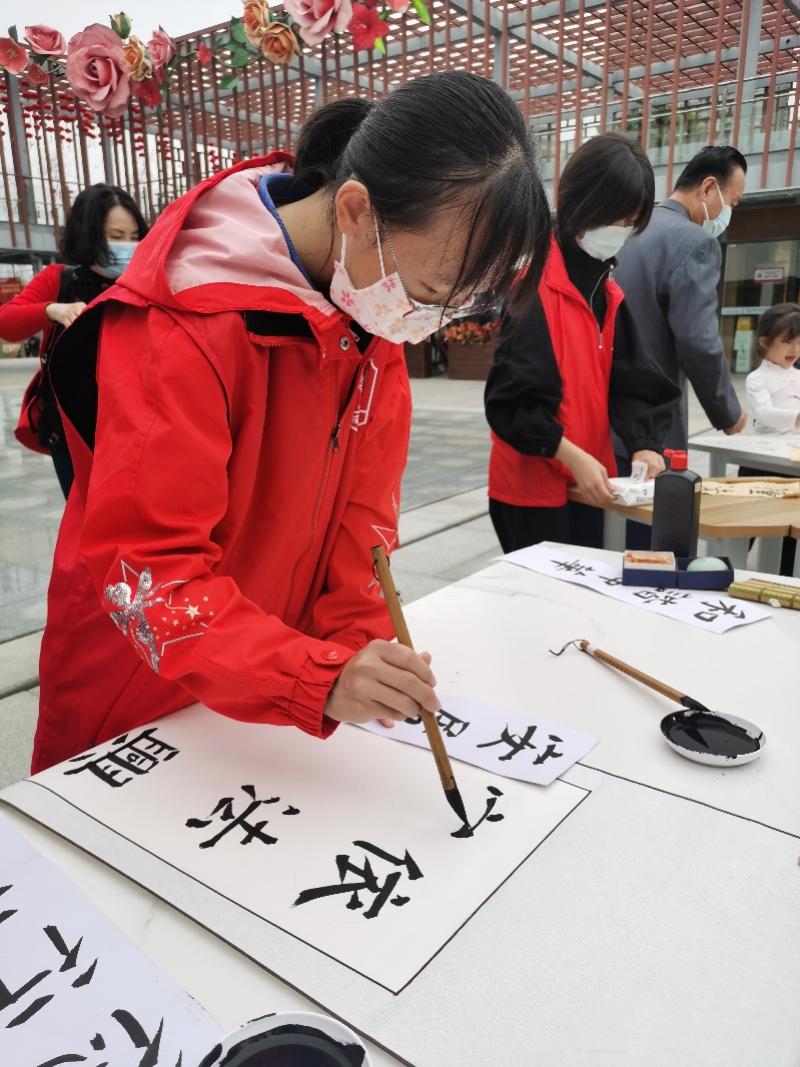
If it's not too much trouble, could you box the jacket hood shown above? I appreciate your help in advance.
[115,153,344,336]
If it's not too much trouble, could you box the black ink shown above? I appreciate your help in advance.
[661,711,762,758]
[63,728,179,788]
[693,599,746,623]
[551,558,594,576]
[633,588,690,607]
[451,785,505,838]
[197,1021,366,1067]
[476,724,564,765]
[294,841,423,919]
[1,921,97,1030]
[596,575,623,587]
[37,1009,167,1067]
[186,784,299,849]
[403,708,470,737]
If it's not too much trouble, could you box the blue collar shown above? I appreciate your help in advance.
[257,173,312,284]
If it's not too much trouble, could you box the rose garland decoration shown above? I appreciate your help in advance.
[0,0,432,114]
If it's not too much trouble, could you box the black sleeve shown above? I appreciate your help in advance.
[609,300,682,455]
[484,295,564,458]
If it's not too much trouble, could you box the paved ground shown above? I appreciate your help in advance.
[0,357,744,787]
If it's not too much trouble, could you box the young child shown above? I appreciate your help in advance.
[745,303,800,433]
[739,302,800,574]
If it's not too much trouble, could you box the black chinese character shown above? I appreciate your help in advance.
[186,784,299,848]
[64,728,179,788]
[694,599,746,623]
[476,724,564,765]
[634,588,690,607]
[1,922,97,1030]
[36,1008,174,1067]
[403,708,470,737]
[452,785,505,839]
[294,841,423,919]
[596,575,623,587]
[551,558,594,576]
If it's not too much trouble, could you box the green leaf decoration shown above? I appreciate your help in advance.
[219,72,241,90]
[8,25,19,43]
[228,44,250,67]
[411,0,431,26]
[230,17,248,45]
[375,36,386,55]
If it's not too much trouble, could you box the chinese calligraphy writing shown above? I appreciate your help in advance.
[186,784,300,849]
[63,729,179,788]
[294,841,424,919]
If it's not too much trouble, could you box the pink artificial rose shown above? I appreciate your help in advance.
[66,24,130,118]
[386,0,410,11]
[24,25,67,57]
[147,28,175,71]
[284,0,353,47]
[0,38,29,75]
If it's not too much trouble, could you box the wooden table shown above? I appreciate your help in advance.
[571,484,800,572]
[690,431,800,477]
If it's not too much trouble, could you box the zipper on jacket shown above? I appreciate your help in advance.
[589,265,612,351]
[310,356,367,538]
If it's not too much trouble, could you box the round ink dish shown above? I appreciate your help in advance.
[199,1012,371,1067]
[660,709,765,766]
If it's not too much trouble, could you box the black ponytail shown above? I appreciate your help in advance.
[295,71,550,313]
[293,97,376,193]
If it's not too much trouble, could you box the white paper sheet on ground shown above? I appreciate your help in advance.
[360,693,598,786]
[19,705,587,994]
[501,544,770,634]
[0,813,221,1066]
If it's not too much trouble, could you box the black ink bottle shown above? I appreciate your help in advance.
[650,449,701,558]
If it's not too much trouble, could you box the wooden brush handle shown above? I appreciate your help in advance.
[371,546,457,792]
[578,640,685,705]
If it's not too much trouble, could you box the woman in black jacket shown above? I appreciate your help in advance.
[485,133,680,553]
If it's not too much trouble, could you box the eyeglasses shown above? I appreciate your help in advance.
[381,226,478,319]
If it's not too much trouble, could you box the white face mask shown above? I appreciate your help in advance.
[702,183,731,239]
[330,218,471,345]
[576,225,634,262]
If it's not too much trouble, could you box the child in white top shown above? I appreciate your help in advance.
[745,303,800,433]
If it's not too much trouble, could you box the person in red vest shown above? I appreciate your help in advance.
[0,185,148,497]
[485,133,680,553]
[33,72,552,772]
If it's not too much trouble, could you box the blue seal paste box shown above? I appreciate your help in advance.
[622,551,734,590]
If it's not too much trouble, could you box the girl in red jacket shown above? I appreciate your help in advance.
[0,184,147,497]
[486,133,680,552]
[34,72,552,772]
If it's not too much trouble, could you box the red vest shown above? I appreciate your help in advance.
[489,240,622,507]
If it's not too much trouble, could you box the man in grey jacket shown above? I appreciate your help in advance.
[615,146,748,450]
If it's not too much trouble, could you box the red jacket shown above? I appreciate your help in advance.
[0,262,62,453]
[488,238,622,507]
[33,155,411,773]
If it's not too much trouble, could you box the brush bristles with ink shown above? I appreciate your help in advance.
[370,545,471,831]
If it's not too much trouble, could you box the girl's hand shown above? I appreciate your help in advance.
[568,449,615,507]
[45,302,87,328]
[631,449,665,480]
[325,640,438,726]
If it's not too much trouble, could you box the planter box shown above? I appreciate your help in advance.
[404,340,433,378]
[446,341,497,381]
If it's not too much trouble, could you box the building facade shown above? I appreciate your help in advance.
[1,0,799,368]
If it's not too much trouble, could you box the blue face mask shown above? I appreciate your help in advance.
[95,240,138,279]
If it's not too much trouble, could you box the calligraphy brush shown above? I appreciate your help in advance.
[371,545,469,825]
